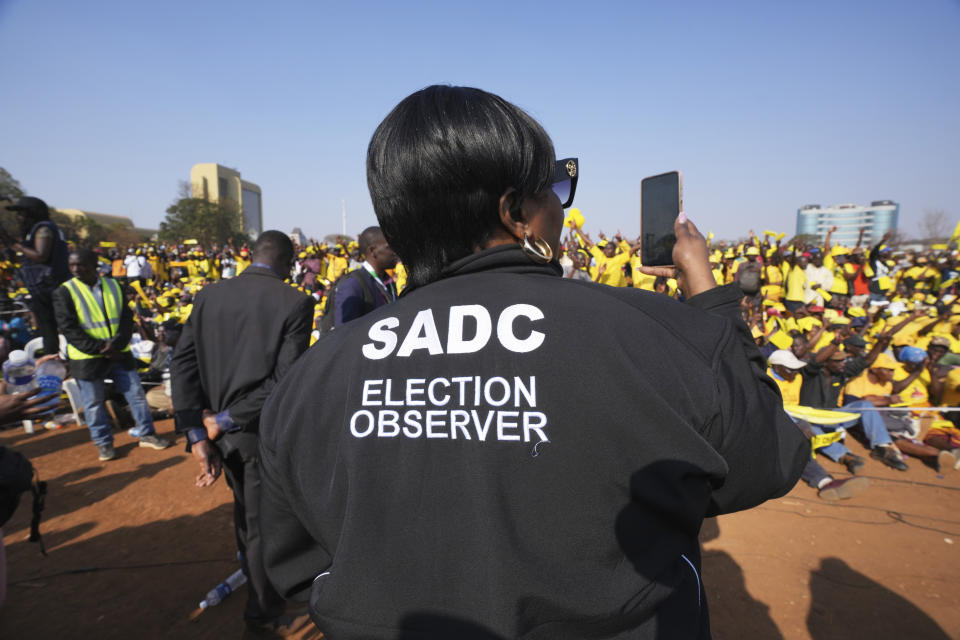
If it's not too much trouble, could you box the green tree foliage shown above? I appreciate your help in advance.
[159,197,244,247]
[0,167,25,200]
[0,167,26,242]
[52,210,106,246]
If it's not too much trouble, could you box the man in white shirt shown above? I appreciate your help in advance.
[804,248,833,306]
[123,249,146,284]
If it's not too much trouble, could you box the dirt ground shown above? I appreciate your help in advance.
[1,418,958,639]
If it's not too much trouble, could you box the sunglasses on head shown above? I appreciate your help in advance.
[551,157,578,209]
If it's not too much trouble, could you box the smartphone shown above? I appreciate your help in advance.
[640,171,683,266]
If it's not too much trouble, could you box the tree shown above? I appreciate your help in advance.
[0,167,25,200]
[920,209,950,241]
[0,167,27,243]
[159,196,244,247]
[52,210,105,246]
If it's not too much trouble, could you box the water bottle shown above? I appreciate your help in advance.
[35,358,66,414]
[198,569,247,609]
[3,350,37,394]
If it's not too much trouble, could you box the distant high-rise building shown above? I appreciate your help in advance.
[795,201,898,247]
[190,163,262,238]
[289,227,307,247]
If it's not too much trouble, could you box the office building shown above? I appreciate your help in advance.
[190,163,262,238]
[54,209,156,240]
[795,201,898,247]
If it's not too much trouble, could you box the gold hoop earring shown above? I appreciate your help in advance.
[521,232,553,264]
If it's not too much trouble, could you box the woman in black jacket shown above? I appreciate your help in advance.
[259,85,807,640]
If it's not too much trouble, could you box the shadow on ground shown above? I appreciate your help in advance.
[2,504,245,640]
[807,556,950,640]
[700,517,783,640]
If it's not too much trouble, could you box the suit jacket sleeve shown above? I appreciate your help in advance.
[226,295,314,432]
[333,275,365,326]
[53,286,108,356]
[170,304,205,433]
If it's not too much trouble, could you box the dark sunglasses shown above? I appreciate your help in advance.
[551,157,578,209]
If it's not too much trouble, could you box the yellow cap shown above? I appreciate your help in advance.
[872,353,897,370]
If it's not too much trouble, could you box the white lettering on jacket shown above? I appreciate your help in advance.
[361,304,545,360]
[352,375,549,444]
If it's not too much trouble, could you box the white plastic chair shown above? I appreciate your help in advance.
[23,337,43,361]
[62,378,84,427]
[23,334,68,360]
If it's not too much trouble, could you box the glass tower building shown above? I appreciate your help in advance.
[190,163,263,239]
[795,201,898,247]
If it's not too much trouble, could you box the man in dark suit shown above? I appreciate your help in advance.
[333,226,398,326]
[171,230,313,630]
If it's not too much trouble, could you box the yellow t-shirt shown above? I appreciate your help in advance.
[393,262,408,294]
[712,267,725,287]
[843,372,892,404]
[629,256,657,291]
[785,265,807,302]
[769,369,802,405]
[236,256,251,275]
[830,265,849,294]
[893,363,928,407]
[327,255,348,281]
[589,246,630,287]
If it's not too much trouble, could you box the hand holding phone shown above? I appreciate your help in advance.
[640,171,683,266]
[640,213,715,298]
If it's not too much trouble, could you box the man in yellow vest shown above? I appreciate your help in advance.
[53,248,170,461]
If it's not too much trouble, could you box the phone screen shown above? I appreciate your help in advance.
[641,171,682,266]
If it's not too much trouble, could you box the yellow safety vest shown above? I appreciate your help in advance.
[61,277,130,361]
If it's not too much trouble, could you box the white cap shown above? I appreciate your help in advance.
[768,349,807,370]
[7,350,29,366]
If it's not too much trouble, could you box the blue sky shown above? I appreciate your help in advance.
[1,0,957,242]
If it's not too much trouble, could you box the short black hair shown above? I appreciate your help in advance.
[252,230,294,266]
[358,226,385,256]
[71,247,98,267]
[367,85,555,288]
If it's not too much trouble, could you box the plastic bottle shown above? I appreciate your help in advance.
[35,358,66,414]
[198,569,247,609]
[3,350,37,394]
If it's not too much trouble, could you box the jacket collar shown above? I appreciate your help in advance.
[242,264,284,280]
[400,244,561,297]
[441,244,561,280]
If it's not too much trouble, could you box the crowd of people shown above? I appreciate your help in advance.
[557,221,960,495]
[0,82,956,636]
[1,203,959,485]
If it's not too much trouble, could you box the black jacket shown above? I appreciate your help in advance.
[798,356,868,409]
[53,277,137,380]
[259,245,807,640]
[171,266,314,441]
